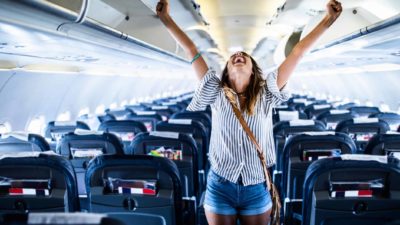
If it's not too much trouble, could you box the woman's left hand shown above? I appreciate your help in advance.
[326,0,342,24]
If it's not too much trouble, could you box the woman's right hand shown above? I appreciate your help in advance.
[156,0,170,23]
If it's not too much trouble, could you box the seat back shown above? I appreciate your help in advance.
[156,120,208,172]
[98,120,147,153]
[57,131,124,196]
[171,111,211,140]
[0,132,49,153]
[86,155,182,225]
[0,153,79,212]
[350,106,380,118]
[370,112,400,131]
[272,109,308,124]
[0,213,126,225]
[129,132,199,199]
[127,112,162,132]
[316,110,353,130]
[365,133,400,156]
[302,156,400,225]
[45,121,90,142]
[304,104,333,119]
[335,118,390,152]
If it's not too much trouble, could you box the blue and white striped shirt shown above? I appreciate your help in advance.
[187,69,290,186]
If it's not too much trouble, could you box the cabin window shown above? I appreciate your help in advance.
[95,105,105,115]
[27,116,45,134]
[56,111,71,121]
[78,107,90,118]
[0,122,11,134]
[109,102,118,110]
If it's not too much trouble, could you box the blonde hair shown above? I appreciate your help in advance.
[220,56,265,115]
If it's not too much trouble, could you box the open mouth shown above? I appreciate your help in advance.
[232,56,246,65]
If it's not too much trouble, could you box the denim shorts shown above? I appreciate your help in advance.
[203,170,272,215]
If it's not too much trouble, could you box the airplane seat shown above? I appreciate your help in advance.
[302,155,400,225]
[336,102,357,110]
[157,102,185,113]
[97,114,116,123]
[369,112,400,131]
[129,131,199,199]
[316,109,353,130]
[335,118,390,153]
[156,120,209,176]
[105,108,131,120]
[44,121,90,151]
[350,106,381,118]
[85,155,183,225]
[304,103,333,119]
[281,132,357,224]
[56,130,124,209]
[364,133,400,156]
[144,106,174,121]
[98,120,147,154]
[272,108,308,124]
[272,120,326,189]
[126,111,163,132]
[0,153,79,213]
[0,213,127,225]
[0,132,50,153]
[171,111,212,140]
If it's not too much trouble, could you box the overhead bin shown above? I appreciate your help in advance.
[0,0,190,67]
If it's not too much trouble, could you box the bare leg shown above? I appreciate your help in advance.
[205,209,237,225]
[239,209,271,225]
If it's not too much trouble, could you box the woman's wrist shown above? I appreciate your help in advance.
[322,14,336,28]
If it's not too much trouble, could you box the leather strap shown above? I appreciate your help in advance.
[226,94,272,190]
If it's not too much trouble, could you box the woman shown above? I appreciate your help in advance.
[157,1,342,224]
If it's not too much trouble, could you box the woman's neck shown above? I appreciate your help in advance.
[229,74,250,94]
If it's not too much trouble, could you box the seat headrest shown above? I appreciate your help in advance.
[149,131,179,139]
[54,121,77,126]
[330,109,350,115]
[134,111,157,115]
[303,131,336,136]
[1,132,29,141]
[353,118,379,124]
[28,212,104,224]
[340,154,387,164]
[74,129,103,136]
[289,119,315,126]
[168,119,192,125]
[0,151,58,160]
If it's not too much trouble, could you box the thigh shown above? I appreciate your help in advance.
[239,209,271,225]
[205,210,237,225]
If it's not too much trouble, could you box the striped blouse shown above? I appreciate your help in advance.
[187,69,290,186]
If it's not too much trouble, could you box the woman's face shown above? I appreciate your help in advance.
[227,52,253,80]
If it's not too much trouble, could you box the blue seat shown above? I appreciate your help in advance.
[350,106,381,118]
[44,121,90,150]
[98,120,147,154]
[105,108,131,120]
[281,132,357,224]
[365,133,400,155]
[97,113,116,123]
[85,155,183,225]
[0,132,49,153]
[127,111,163,132]
[335,118,390,152]
[370,112,400,131]
[129,132,199,200]
[156,119,209,175]
[57,131,124,203]
[0,213,127,225]
[302,156,400,225]
[0,153,79,212]
[272,109,308,124]
[304,103,333,119]
[316,109,353,130]
[171,111,212,140]
[272,120,325,187]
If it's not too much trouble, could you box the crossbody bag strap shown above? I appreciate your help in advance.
[226,94,272,191]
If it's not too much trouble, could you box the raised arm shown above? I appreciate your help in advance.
[156,0,209,80]
[276,0,342,89]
